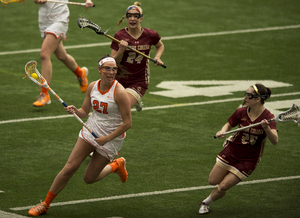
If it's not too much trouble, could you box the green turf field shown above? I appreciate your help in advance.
[1,0,300,217]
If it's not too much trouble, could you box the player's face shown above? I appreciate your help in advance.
[126,9,142,29]
[99,62,117,81]
[244,87,258,105]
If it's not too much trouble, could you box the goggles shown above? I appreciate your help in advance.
[101,66,118,73]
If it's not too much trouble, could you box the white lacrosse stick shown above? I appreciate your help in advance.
[46,0,95,6]
[24,60,98,138]
[214,104,300,138]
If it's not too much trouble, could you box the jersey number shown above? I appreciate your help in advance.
[126,52,143,64]
[241,133,258,145]
[93,100,108,114]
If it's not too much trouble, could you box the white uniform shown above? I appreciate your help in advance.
[38,1,69,39]
[79,79,126,162]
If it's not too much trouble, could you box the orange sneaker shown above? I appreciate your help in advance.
[114,157,128,183]
[78,67,88,93]
[33,93,51,107]
[28,201,49,216]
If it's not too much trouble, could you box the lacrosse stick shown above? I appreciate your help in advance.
[77,17,167,69]
[1,0,24,5]
[24,61,98,138]
[214,104,300,138]
[46,0,95,7]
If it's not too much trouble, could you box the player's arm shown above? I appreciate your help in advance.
[215,122,232,138]
[153,40,164,66]
[111,40,128,64]
[64,82,94,118]
[261,119,278,145]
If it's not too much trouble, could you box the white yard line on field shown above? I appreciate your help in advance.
[10,175,300,211]
[1,24,299,56]
[1,92,299,125]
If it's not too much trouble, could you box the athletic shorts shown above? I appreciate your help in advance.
[216,147,259,181]
[78,128,126,162]
[39,21,68,39]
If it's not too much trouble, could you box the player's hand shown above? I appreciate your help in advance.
[65,105,77,114]
[84,0,93,9]
[215,130,226,138]
[94,135,108,146]
[34,0,47,4]
[119,40,128,52]
[261,119,270,130]
[154,58,164,67]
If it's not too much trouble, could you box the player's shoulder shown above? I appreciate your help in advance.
[142,27,159,35]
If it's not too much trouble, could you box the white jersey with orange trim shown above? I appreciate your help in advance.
[79,79,126,161]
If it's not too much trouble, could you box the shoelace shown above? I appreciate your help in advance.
[37,93,45,100]
[34,202,47,213]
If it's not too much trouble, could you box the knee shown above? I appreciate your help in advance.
[83,175,96,185]
[208,176,219,186]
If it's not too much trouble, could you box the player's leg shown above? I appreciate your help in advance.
[28,138,93,216]
[33,33,61,107]
[54,41,88,93]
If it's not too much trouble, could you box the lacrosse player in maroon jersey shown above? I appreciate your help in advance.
[111,1,165,112]
[199,84,278,215]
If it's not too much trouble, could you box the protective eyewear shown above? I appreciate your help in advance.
[126,13,141,19]
[244,92,259,99]
[101,66,118,73]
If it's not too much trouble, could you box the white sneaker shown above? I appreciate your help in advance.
[135,101,143,112]
[89,152,93,157]
[199,202,209,215]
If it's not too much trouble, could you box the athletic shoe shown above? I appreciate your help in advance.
[115,157,128,183]
[28,201,49,216]
[33,93,51,107]
[78,67,89,93]
[135,101,143,112]
[199,202,209,215]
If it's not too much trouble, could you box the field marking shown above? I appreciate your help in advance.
[0,210,27,218]
[1,24,299,56]
[10,175,300,211]
[0,92,299,125]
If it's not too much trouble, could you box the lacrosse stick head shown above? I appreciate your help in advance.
[276,104,300,126]
[77,17,104,35]
[24,61,48,88]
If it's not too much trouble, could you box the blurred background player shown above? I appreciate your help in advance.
[198,84,278,215]
[111,1,165,111]
[33,0,94,107]
[28,55,132,216]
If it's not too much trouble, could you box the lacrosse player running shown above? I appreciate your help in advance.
[32,0,94,107]
[111,1,165,111]
[199,84,278,215]
[28,55,132,216]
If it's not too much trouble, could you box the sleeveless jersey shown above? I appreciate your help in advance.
[79,79,125,161]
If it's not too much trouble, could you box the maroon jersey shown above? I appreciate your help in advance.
[217,107,277,179]
[111,27,161,89]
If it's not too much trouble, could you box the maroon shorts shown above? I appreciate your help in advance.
[117,79,148,97]
[217,146,260,180]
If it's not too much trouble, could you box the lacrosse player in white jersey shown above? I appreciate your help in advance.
[33,0,94,107]
[28,55,132,216]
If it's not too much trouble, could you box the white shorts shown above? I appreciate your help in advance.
[78,128,126,162]
[39,21,68,39]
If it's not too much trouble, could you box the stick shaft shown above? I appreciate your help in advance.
[214,118,276,138]
[104,33,167,68]
[47,0,95,7]
[47,87,98,138]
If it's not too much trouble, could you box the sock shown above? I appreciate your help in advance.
[203,195,213,206]
[44,190,57,207]
[108,161,118,173]
[41,87,49,95]
[73,66,82,78]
